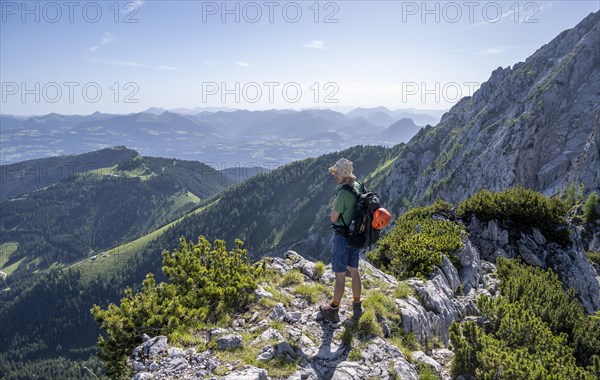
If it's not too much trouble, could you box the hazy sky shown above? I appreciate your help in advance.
[1,0,598,115]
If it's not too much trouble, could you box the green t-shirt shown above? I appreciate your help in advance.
[333,181,361,226]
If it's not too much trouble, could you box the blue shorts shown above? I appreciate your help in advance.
[331,233,360,273]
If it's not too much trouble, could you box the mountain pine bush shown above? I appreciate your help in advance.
[496,258,600,368]
[457,186,570,245]
[451,258,600,379]
[583,192,600,223]
[369,200,464,279]
[565,182,585,207]
[91,237,262,379]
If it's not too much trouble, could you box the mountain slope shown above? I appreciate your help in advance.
[0,146,138,201]
[122,195,599,379]
[381,11,600,211]
[0,148,234,279]
[126,145,394,268]
[64,144,398,295]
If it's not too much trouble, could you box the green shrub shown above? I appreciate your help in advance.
[496,258,600,368]
[583,192,600,223]
[91,236,261,379]
[268,320,285,333]
[363,290,396,319]
[348,348,362,361]
[450,259,599,379]
[394,282,414,299]
[390,328,418,353]
[417,365,440,380]
[586,251,600,267]
[451,298,591,379]
[458,186,569,245]
[314,261,326,278]
[356,309,383,337]
[565,182,585,207]
[281,269,304,287]
[262,284,293,306]
[293,283,332,303]
[340,325,354,346]
[370,200,464,279]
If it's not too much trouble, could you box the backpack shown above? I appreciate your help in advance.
[336,182,386,249]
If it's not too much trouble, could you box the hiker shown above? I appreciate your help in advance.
[320,158,363,323]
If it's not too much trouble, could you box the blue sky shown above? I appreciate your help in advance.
[1,0,598,115]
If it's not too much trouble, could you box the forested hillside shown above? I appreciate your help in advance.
[0,147,138,201]
[0,148,234,282]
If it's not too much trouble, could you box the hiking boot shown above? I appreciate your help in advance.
[352,301,363,320]
[319,303,340,323]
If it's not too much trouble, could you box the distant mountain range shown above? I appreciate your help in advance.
[0,107,443,166]
[345,106,443,127]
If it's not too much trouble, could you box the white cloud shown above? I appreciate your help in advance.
[100,32,117,45]
[236,61,251,67]
[88,58,180,70]
[157,65,179,71]
[304,40,325,49]
[473,45,534,55]
[476,48,503,55]
[110,60,147,68]
[87,57,147,68]
[88,32,117,52]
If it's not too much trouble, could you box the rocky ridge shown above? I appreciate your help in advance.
[129,215,599,380]
[381,11,600,210]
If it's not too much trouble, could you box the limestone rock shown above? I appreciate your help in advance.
[411,351,443,375]
[255,285,273,299]
[216,334,244,351]
[222,366,268,380]
[269,302,286,320]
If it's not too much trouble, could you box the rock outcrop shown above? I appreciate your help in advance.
[467,216,600,313]
[381,11,600,211]
[130,212,599,379]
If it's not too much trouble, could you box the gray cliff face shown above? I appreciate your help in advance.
[467,217,600,313]
[381,11,600,210]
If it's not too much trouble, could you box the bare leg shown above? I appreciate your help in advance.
[333,272,346,304]
[348,266,361,300]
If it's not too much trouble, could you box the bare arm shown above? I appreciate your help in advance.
[330,210,341,223]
